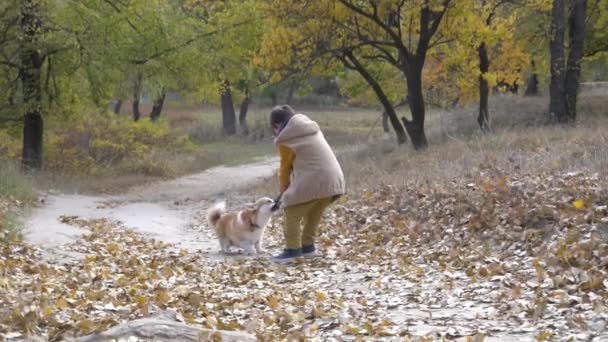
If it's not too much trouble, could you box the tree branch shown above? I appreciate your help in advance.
[416,0,451,58]
[0,115,23,124]
[585,46,608,58]
[337,0,411,61]
[128,18,260,65]
[101,0,145,38]
[0,60,19,69]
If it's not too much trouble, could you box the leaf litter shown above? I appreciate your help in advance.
[1,168,608,341]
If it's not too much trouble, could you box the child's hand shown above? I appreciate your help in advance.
[280,184,289,193]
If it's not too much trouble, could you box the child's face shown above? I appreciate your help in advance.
[272,123,282,136]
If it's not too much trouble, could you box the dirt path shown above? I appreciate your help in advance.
[24,156,278,261]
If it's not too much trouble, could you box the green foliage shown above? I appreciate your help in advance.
[178,0,266,104]
[1,0,270,170]
[585,0,608,58]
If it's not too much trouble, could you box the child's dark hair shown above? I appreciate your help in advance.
[270,104,295,127]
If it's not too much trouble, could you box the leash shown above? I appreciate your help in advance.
[271,193,282,211]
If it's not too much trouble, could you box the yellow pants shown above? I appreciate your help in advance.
[283,197,334,249]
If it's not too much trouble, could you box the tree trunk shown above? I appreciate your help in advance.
[342,51,407,144]
[403,60,428,150]
[270,92,278,106]
[286,80,298,105]
[132,73,143,121]
[478,42,491,131]
[22,110,43,171]
[525,61,539,96]
[113,99,123,114]
[524,74,539,96]
[511,83,519,94]
[221,80,237,135]
[149,89,166,121]
[239,87,250,135]
[20,0,44,170]
[564,0,587,122]
[381,109,390,133]
[381,98,409,133]
[132,99,141,121]
[8,85,17,106]
[549,0,566,122]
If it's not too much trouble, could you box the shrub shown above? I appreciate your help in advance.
[44,113,196,175]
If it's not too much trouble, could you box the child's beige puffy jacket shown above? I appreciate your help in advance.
[274,114,345,208]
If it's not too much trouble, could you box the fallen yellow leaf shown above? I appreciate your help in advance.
[78,319,95,334]
[55,298,68,310]
[136,295,147,308]
[267,295,279,309]
[155,290,171,305]
[536,330,553,341]
[315,291,327,302]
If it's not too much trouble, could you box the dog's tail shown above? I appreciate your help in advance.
[207,201,226,229]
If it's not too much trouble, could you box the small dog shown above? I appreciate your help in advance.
[207,197,277,255]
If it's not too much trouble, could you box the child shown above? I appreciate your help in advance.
[270,105,345,263]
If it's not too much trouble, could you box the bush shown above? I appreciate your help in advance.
[44,113,196,175]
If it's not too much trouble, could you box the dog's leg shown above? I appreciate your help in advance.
[219,238,231,254]
[254,240,265,254]
[242,242,256,256]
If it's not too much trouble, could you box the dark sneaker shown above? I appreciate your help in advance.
[271,248,303,263]
[302,245,321,258]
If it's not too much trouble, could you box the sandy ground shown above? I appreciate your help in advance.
[24,156,278,262]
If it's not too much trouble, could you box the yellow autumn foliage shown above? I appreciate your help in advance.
[256,0,533,109]
[47,114,195,175]
[0,113,196,176]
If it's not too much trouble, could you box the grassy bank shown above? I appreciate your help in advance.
[248,94,608,196]
[0,159,34,242]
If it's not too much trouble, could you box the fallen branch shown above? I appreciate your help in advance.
[73,311,256,342]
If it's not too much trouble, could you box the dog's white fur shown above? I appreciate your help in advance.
[206,197,275,255]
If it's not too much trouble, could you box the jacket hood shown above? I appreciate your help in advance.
[274,114,320,145]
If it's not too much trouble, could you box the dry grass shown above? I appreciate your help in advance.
[166,104,382,147]
[343,95,608,190]
[0,159,34,202]
[0,158,34,242]
[248,94,608,197]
